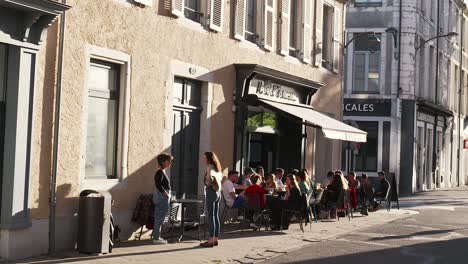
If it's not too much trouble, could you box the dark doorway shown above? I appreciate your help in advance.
[248,132,276,173]
[171,77,201,197]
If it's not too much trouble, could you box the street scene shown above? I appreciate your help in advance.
[0,0,467,263]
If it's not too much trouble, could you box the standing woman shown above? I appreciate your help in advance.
[152,153,173,245]
[201,152,223,247]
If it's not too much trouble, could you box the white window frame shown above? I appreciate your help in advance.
[321,2,334,69]
[352,38,381,94]
[81,45,131,191]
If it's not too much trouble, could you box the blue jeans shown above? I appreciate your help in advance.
[152,190,169,240]
[206,187,221,237]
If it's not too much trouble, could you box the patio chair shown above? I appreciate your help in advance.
[161,204,180,239]
[183,194,207,241]
[309,189,323,222]
[280,208,304,233]
[243,193,270,231]
[220,195,245,232]
[337,190,352,221]
[378,181,392,212]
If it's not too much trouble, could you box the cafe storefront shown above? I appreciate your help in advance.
[233,64,366,175]
[342,98,394,177]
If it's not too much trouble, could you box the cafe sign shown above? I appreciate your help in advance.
[343,99,392,117]
[249,79,300,104]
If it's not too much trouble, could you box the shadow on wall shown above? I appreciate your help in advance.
[30,64,236,244]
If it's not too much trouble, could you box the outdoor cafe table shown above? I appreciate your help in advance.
[171,198,203,242]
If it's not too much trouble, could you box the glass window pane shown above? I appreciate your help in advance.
[246,0,256,35]
[184,0,200,22]
[89,63,117,92]
[354,122,378,172]
[353,53,366,91]
[368,53,380,92]
[85,97,117,178]
[289,1,298,49]
[0,44,6,102]
[173,78,184,104]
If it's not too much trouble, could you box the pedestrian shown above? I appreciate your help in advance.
[152,153,173,245]
[200,151,223,247]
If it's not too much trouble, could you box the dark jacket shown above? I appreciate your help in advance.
[377,178,390,197]
[154,169,171,194]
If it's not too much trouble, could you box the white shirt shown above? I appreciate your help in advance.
[222,180,236,207]
[275,178,284,190]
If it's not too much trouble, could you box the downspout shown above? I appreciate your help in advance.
[49,0,67,254]
[433,0,441,186]
[396,0,402,99]
[457,4,466,187]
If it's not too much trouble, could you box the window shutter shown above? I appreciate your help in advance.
[279,0,290,55]
[263,0,276,51]
[333,6,341,73]
[314,0,323,67]
[209,0,224,32]
[301,0,312,63]
[234,0,247,40]
[171,0,184,17]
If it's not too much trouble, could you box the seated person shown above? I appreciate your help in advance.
[222,170,245,208]
[270,174,302,230]
[264,173,278,193]
[274,168,285,191]
[242,167,254,187]
[358,173,378,215]
[347,171,360,210]
[375,171,390,200]
[245,175,266,209]
[322,171,335,188]
[296,170,311,196]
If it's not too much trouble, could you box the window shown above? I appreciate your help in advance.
[430,0,435,21]
[454,65,459,112]
[289,1,299,56]
[429,46,435,100]
[455,8,461,45]
[352,33,381,93]
[0,44,7,181]
[85,60,120,179]
[418,37,425,98]
[322,4,334,68]
[245,0,257,42]
[354,121,378,172]
[184,0,201,22]
[354,0,382,7]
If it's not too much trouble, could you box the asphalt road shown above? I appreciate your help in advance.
[264,188,468,264]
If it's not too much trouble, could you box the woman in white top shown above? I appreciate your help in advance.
[200,152,223,247]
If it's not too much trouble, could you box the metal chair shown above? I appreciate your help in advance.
[280,208,304,233]
[220,195,244,232]
[162,204,180,239]
[378,182,392,212]
[243,193,269,231]
[337,190,352,221]
[183,194,207,241]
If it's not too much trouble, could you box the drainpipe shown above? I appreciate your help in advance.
[396,0,402,99]
[457,4,466,187]
[49,0,67,254]
[433,0,441,187]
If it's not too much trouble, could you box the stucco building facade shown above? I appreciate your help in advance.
[344,0,468,194]
[0,0,356,259]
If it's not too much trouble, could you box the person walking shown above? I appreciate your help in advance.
[200,152,223,247]
[152,153,173,245]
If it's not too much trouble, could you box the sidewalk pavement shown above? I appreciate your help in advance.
[18,208,417,264]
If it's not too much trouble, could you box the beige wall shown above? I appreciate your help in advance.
[28,0,344,232]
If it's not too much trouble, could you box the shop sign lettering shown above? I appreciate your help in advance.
[344,103,375,112]
[343,99,391,117]
[249,79,300,103]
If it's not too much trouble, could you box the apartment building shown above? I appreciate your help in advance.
[344,0,468,194]
[0,0,363,259]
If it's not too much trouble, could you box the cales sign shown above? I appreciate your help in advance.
[343,99,391,117]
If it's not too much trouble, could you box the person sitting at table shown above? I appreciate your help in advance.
[264,173,277,193]
[270,174,302,230]
[348,171,360,210]
[358,173,378,216]
[244,174,267,229]
[296,170,311,196]
[255,166,265,181]
[322,172,348,218]
[222,170,245,208]
[274,168,285,191]
[375,171,390,202]
[322,171,335,188]
[242,167,254,187]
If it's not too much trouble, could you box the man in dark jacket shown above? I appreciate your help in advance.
[375,171,390,200]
